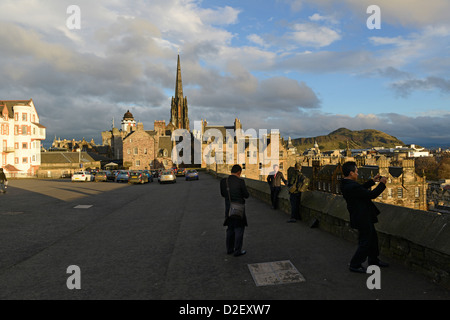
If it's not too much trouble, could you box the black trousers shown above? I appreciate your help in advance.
[350,223,380,267]
[226,218,245,254]
[289,192,301,219]
[270,187,282,209]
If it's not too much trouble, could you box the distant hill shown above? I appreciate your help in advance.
[291,128,404,151]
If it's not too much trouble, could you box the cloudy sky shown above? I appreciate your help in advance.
[1,0,449,147]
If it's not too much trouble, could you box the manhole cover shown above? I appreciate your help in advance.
[73,205,93,209]
[248,260,305,286]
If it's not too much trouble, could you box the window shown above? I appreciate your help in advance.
[279,151,284,158]
[397,187,403,199]
[22,113,27,121]
[127,149,131,155]
[259,163,262,170]
[22,157,28,164]
[22,142,28,149]
[15,143,19,149]
[136,160,140,166]
[133,147,138,155]
[144,148,147,154]
[22,125,28,135]
[14,126,18,135]
[15,157,19,164]
[242,163,246,170]
[280,162,284,170]
[15,113,18,121]
[415,187,420,198]
[388,188,392,199]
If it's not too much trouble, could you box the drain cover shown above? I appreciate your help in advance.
[248,260,305,286]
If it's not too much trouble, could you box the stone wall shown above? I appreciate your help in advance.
[210,171,450,289]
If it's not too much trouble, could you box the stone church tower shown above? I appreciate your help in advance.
[170,55,190,131]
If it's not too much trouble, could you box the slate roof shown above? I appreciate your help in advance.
[41,152,96,164]
[0,100,32,118]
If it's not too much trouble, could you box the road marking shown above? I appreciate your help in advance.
[73,205,93,209]
[248,260,305,286]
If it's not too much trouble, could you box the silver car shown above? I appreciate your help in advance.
[159,170,176,184]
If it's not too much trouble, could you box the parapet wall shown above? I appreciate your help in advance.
[212,171,450,289]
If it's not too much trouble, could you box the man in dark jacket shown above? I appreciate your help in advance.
[220,164,249,257]
[340,161,388,273]
[267,164,287,209]
[287,163,302,222]
[0,168,7,193]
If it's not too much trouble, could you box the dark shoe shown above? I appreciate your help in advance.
[369,260,389,268]
[287,219,297,223]
[227,250,234,255]
[349,265,367,273]
[234,250,246,257]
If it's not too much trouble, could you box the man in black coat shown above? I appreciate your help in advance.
[340,161,388,273]
[220,164,249,257]
[0,168,7,193]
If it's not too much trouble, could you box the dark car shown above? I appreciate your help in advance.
[175,168,186,177]
[129,171,149,184]
[185,169,199,181]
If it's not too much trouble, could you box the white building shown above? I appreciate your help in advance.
[0,99,46,177]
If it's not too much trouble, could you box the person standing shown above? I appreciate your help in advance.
[267,164,287,209]
[220,165,249,257]
[0,168,7,193]
[287,163,303,223]
[340,161,388,273]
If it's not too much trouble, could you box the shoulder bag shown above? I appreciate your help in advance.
[226,178,245,219]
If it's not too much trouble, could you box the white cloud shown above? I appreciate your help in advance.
[247,34,269,48]
[286,23,341,48]
[309,13,339,25]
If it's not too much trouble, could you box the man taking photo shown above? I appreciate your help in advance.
[340,161,388,273]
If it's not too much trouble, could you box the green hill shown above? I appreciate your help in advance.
[291,128,404,151]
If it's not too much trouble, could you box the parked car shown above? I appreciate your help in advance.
[175,168,186,177]
[129,171,149,184]
[159,170,176,184]
[115,170,130,183]
[94,171,109,182]
[185,169,199,181]
[72,171,94,182]
[142,170,153,182]
[106,170,116,181]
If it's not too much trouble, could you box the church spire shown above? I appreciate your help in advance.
[175,54,183,100]
[170,54,189,131]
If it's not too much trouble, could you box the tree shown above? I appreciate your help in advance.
[415,157,438,180]
[437,156,450,179]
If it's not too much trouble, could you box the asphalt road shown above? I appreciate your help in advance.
[0,173,449,301]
